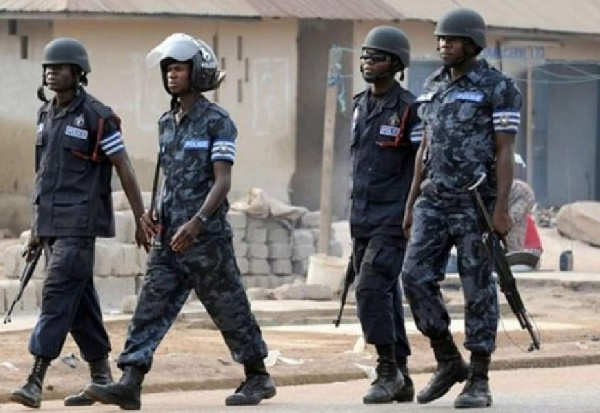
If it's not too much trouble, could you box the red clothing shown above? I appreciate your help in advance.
[524,214,543,251]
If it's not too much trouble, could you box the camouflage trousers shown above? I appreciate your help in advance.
[117,237,268,372]
[402,194,499,356]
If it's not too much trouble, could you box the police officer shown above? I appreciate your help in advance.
[401,8,522,408]
[82,33,276,409]
[9,38,149,409]
[350,26,422,404]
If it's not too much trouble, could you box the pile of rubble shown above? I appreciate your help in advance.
[230,211,343,289]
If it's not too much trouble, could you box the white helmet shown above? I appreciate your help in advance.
[146,33,225,94]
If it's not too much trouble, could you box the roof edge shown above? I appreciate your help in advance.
[0,11,262,21]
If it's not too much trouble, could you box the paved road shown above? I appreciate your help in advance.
[2,364,598,412]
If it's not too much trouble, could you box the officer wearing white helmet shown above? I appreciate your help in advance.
[83,33,276,409]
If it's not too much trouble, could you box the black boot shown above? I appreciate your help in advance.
[10,356,51,408]
[64,356,113,406]
[417,335,469,404]
[83,365,145,410]
[393,359,415,403]
[225,360,276,406]
[454,355,493,408]
[363,351,404,404]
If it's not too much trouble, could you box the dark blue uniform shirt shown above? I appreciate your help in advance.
[350,81,423,238]
[33,88,123,238]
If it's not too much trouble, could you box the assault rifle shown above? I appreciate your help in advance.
[467,173,540,351]
[4,244,43,324]
[147,150,164,244]
[333,256,355,327]
[149,150,161,224]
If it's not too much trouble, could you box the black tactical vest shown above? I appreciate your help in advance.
[350,81,418,237]
[33,88,117,238]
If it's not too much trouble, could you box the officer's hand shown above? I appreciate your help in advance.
[170,218,203,252]
[492,207,513,236]
[139,211,159,240]
[134,223,150,252]
[402,209,413,239]
[24,235,41,262]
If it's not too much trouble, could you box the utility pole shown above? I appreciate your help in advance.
[526,45,535,186]
[318,47,340,254]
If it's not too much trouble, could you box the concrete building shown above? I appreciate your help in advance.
[0,0,599,235]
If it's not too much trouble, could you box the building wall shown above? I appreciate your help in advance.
[0,19,53,197]
[353,21,600,90]
[54,17,298,203]
[293,19,354,218]
[0,20,54,233]
[351,20,600,206]
[1,15,600,236]
[0,17,298,207]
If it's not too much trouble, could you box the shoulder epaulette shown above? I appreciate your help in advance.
[352,90,366,103]
[85,94,113,120]
[207,102,230,118]
[398,88,416,106]
[352,90,366,110]
[158,111,171,123]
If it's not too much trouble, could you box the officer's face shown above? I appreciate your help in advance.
[437,36,466,65]
[44,64,76,92]
[360,48,392,82]
[166,62,192,95]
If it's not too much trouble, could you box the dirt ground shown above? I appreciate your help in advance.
[1,226,599,404]
[1,280,600,404]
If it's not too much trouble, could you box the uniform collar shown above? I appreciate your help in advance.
[170,95,210,122]
[366,80,403,109]
[42,87,86,115]
[436,59,489,85]
[187,95,211,120]
[465,59,489,84]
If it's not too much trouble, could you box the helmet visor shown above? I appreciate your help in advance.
[146,33,201,68]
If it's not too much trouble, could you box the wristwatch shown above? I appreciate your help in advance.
[194,213,208,226]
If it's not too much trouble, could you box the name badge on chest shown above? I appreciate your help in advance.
[454,91,485,102]
[379,125,400,137]
[183,140,209,150]
[65,125,88,140]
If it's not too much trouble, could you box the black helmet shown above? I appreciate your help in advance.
[362,26,410,68]
[42,37,91,73]
[146,33,223,94]
[434,8,487,49]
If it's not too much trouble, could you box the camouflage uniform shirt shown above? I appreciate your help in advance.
[157,96,236,239]
[417,59,522,197]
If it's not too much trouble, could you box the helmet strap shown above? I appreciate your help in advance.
[79,72,88,87]
[361,56,403,84]
[443,39,478,69]
[37,85,49,103]
[170,96,179,110]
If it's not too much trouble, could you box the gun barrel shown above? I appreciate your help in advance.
[149,154,160,217]
[3,245,42,324]
[333,257,355,328]
[468,175,540,351]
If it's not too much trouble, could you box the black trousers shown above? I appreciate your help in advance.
[29,237,111,361]
[353,234,411,358]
